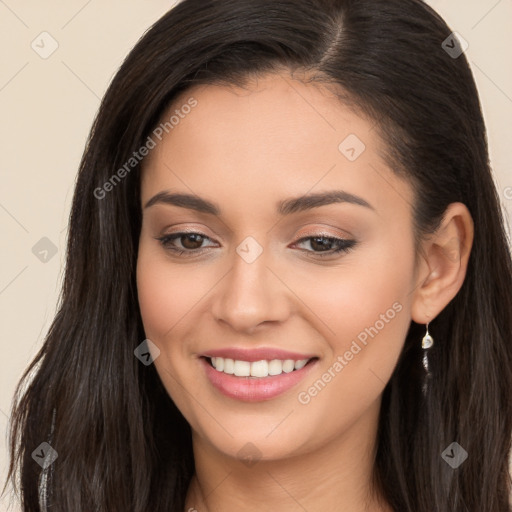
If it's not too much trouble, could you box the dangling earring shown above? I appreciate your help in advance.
[421,323,434,394]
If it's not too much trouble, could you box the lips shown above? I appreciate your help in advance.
[198,347,320,401]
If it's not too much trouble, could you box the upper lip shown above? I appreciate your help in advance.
[201,347,317,362]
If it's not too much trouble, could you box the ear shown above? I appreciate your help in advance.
[411,202,474,324]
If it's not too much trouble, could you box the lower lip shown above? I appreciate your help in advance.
[200,357,318,402]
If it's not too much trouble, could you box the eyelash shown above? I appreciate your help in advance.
[154,232,357,259]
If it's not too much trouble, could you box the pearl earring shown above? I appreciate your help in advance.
[421,323,434,394]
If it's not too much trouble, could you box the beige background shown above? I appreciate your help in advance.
[1,1,511,510]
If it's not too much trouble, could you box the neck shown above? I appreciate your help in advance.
[184,397,392,512]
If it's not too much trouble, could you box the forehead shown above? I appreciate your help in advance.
[140,73,413,217]
[148,73,373,161]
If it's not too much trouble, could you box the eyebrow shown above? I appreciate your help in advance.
[144,190,374,215]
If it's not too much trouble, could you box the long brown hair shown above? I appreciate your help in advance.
[5,0,512,510]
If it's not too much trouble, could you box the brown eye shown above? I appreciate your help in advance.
[293,236,357,258]
[309,237,336,252]
[180,233,206,249]
[155,231,217,256]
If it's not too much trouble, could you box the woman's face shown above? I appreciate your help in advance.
[137,73,418,462]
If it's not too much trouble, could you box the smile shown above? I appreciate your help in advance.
[200,355,319,402]
[209,356,312,377]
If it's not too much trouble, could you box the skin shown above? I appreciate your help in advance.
[136,72,474,512]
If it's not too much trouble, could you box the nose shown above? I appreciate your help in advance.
[211,245,291,334]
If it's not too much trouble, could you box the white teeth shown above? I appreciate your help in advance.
[250,360,268,377]
[223,358,235,374]
[268,359,283,376]
[282,360,295,373]
[233,360,251,377]
[210,357,311,377]
[294,359,308,370]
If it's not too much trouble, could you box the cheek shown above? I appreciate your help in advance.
[289,249,412,342]
[136,246,194,342]
[137,263,172,339]
[296,243,414,408]
[136,249,201,408]
[290,259,413,439]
